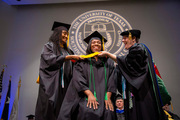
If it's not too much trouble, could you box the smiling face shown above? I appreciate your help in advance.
[90,39,102,53]
[122,35,136,50]
[60,30,68,45]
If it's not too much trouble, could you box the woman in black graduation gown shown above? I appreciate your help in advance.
[98,29,168,120]
[58,31,116,120]
[35,21,82,120]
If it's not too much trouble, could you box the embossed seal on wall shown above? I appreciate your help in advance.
[69,10,132,56]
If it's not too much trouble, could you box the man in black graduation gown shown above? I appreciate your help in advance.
[98,29,168,120]
[35,21,82,120]
[58,31,116,120]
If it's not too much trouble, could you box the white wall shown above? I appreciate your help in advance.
[0,1,180,119]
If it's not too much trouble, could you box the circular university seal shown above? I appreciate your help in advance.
[69,10,132,56]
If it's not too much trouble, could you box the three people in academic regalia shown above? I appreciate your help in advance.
[35,23,171,120]
[35,21,83,120]
[58,31,117,120]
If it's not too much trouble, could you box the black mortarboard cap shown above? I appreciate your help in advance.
[120,29,141,39]
[51,21,71,31]
[26,114,35,119]
[84,31,107,44]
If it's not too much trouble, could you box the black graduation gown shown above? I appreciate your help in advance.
[116,43,167,120]
[35,42,73,120]
[58,57,116,120]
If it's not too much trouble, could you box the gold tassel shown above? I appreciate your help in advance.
[36,76,39,84]
[129,32,132,40]
[170,101,174,111]
[67,32,69,47]
[102,37,105,51]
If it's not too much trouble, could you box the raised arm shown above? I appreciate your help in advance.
[65,55,84,61]
[98,51,117,63]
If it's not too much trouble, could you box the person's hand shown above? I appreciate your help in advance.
[105,99,114,111]
[162,104,170,111]
[98,51,109,57]
[72,55,84,60]
[105,92,114,111]
[87,93,99,110]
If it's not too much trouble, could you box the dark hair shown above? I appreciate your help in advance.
[136,38,139,43]
[49,26,72,54]
[136,37,139,43]
[132,36,139,43]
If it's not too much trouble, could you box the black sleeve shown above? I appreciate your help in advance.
[72,61,89,93]
[116,44,149,90]
[107,59,117,94]
[40,42,66,71]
